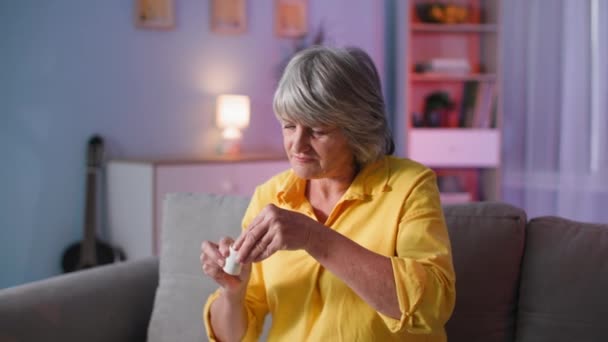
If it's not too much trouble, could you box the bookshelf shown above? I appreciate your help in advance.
[406,0,502,203]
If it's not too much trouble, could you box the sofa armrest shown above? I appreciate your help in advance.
[0,257,159,342]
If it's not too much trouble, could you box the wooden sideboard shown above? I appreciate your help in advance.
[106,155,290,259]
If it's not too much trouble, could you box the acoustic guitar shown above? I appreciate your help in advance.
[61,135,126,272]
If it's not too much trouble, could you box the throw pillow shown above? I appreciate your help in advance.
[147,193,250,342]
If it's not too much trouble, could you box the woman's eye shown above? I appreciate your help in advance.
[283,124,295,130]
[311,127,335,136]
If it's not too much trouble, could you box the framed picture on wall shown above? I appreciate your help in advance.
[275,0,308,37]
[135,0,175,29]
[210,0,247,34]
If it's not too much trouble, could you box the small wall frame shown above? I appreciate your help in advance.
[275,0,308,38]
[135,0,175,29]
[210,0,247,34]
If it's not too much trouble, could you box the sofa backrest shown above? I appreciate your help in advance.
[516,216,608,342]
[147,193,251,342]
[147,194,530,342]
[444,202,527,342]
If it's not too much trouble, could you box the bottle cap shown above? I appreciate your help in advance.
[223,246,241,276]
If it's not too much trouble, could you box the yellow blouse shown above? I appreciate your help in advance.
[204,156,456,341]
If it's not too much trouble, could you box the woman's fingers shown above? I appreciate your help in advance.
[233,212,265,250]
[253,235,281,262]
[235,204,281,261]
[246,230,275,263]
[218,237,235,258]
[201,258,222,278]
[235,204,315,262]
[236,216,270,262]
[201,240,224,267]
[200,238,242,289]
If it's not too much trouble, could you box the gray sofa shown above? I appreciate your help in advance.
[1,194,607,342]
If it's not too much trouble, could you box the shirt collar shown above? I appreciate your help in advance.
[276,156,392,207]
[276,172,306,208]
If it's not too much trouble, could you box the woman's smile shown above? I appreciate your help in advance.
[292,154,316,163]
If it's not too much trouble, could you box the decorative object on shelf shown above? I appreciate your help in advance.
[215,94,251,155]
[411,112,425,128]
[135,0,175,29]
[415,2,471,24]
[437,171,475,204]
[275,0,308,37]
[210,0,247,34]
[438,174,465,192]
[436,168,480,201]
[422,91,457,127]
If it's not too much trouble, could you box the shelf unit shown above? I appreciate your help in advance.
[406,0,502,203]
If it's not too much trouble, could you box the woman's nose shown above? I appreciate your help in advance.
[292,127,310,152]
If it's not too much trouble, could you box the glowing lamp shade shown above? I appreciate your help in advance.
[215,94,250,155]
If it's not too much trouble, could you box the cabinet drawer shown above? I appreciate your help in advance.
[155,160,290,197]
[409,129,500,167]
[107,159,291,258]
[154,160,290,254]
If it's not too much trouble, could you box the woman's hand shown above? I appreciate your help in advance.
[200,237,252,295]
[233,204,320,263]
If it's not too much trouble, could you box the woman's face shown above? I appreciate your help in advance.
[281,120,355,180]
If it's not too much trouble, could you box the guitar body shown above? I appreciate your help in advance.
[61,239,126,272]
[61,135,126,273]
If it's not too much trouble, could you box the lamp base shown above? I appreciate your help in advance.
[216,138,242,156]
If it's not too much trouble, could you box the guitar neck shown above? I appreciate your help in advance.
[81,167,98,265]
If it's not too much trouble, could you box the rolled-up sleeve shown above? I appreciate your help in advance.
[203,261,269,341]
[203,187,270,341]
[379,169,456,334]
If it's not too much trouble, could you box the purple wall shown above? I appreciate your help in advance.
[0,0,386,288]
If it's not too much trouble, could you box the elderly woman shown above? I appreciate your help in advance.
[200,46,455,341]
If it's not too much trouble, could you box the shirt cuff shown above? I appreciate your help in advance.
[378,256,427,333]
[202,288,263,342]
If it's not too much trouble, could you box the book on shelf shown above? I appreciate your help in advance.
[459,81,478,127]
[459,80,497,128]
[472,82,496,128]
[489,88,499,128]
[415,58,471,75]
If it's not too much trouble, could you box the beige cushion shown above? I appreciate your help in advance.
[147,193,250,342]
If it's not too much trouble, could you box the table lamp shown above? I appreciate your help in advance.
[216,94,250,155]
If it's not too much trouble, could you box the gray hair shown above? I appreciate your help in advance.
[273,46,394,167]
